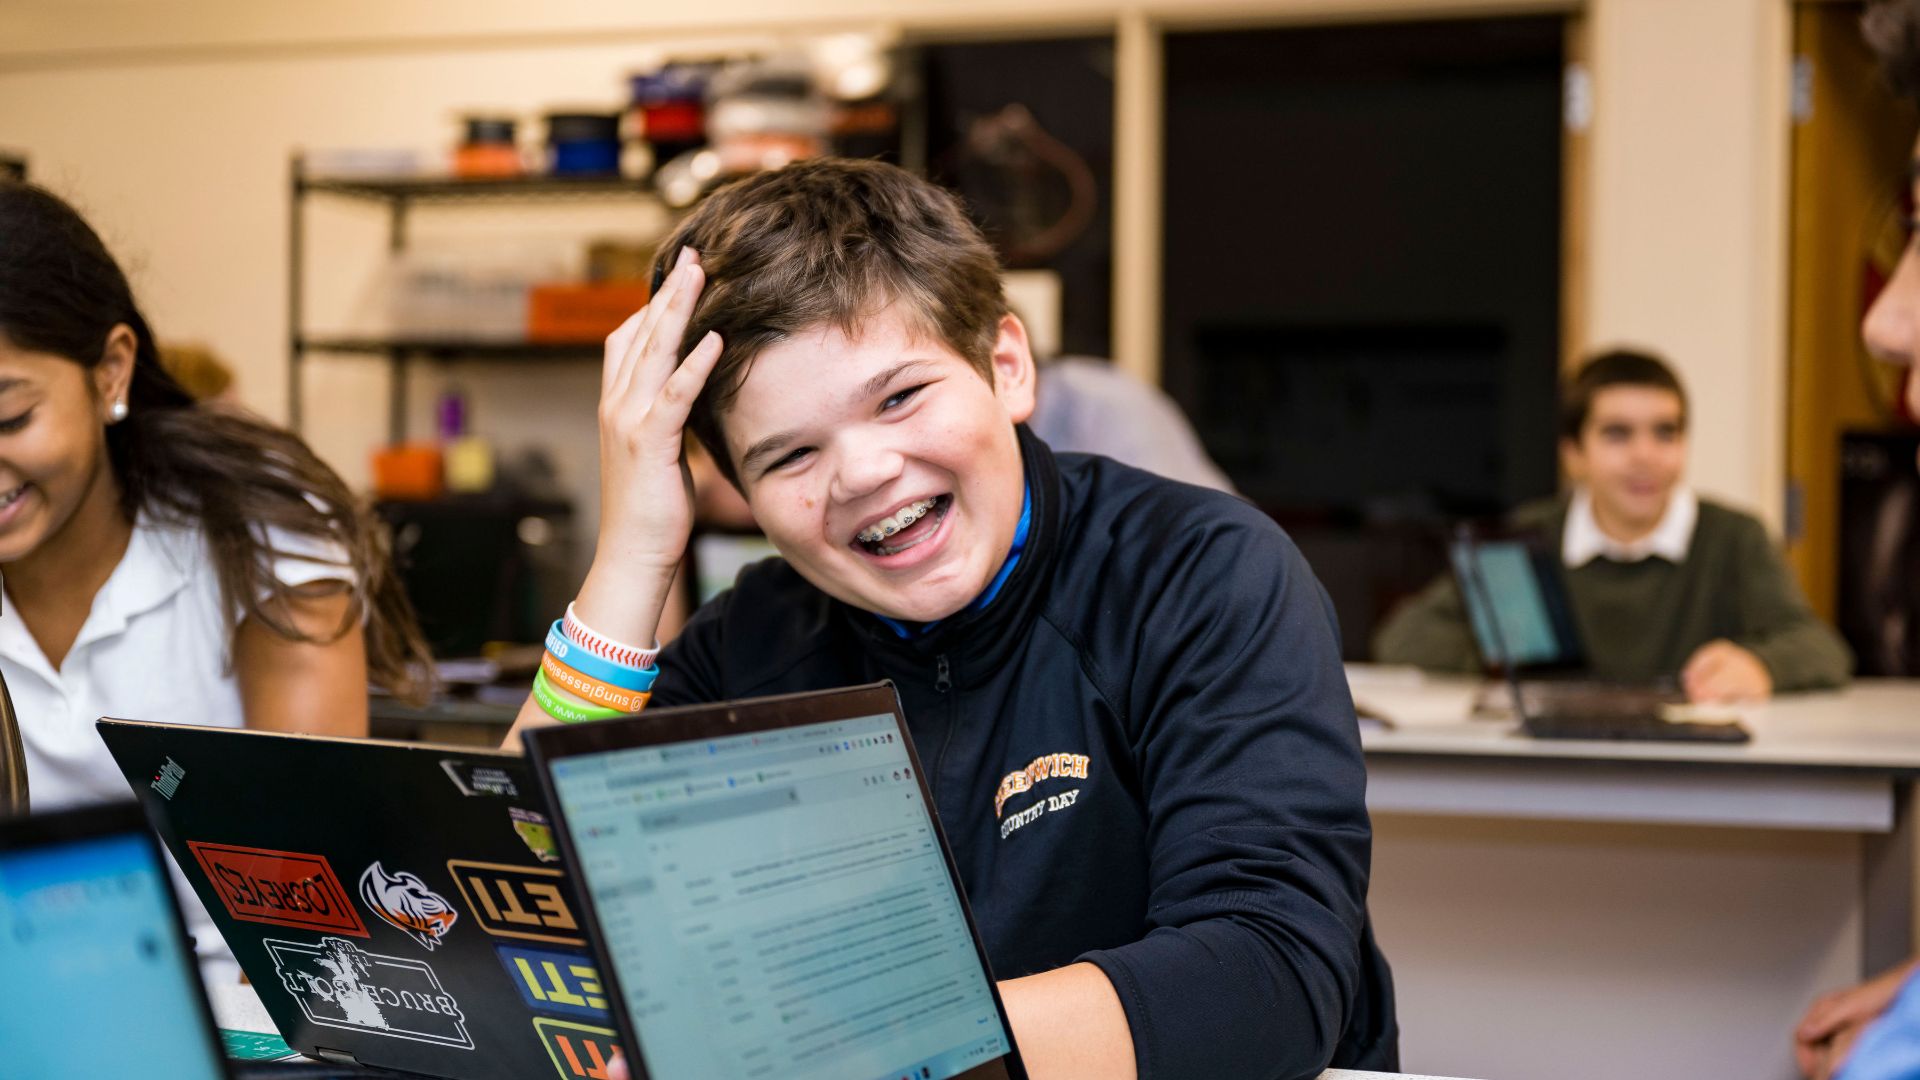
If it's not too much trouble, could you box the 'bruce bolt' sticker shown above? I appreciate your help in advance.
[265,935,473,1049]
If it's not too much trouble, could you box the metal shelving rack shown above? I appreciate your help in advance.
[288,156,668,442]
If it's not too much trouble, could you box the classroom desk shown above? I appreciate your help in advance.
[1356,675,1920,1080]
[368,675,1920,1077]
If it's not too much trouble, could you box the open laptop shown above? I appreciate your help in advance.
[0,799,380,1078]
[524,682,1028,1080]
[1449,528,1750,742]
[98,721,610,1079]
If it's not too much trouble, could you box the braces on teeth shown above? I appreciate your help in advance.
[857,498,939,544]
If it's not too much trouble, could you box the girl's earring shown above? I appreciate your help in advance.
[108,400,129,424]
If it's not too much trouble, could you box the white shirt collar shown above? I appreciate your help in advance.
[1563,486,1698,568]
[0,513,195,681]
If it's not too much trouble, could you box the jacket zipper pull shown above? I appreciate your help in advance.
[934,654,952,694]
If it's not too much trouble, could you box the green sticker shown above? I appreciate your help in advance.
[219,1028,297,1061]
[511,807,560,863]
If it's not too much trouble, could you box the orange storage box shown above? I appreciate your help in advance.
[371,443,444,501]
[527,282,653,343]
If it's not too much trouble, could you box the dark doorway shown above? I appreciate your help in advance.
[1162,15,1566,656]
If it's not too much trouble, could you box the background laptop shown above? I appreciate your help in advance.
[98,721,609,1080]
[0,800,234,1078]
[1449,529,1748,742]
[524,682,1028,1080]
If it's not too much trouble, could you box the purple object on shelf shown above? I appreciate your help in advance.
[437,389,466,439]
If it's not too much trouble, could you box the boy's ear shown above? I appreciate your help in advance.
[988,313,1038,424]
[1559,435,1587,483]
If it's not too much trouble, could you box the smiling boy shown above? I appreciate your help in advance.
[509,159,1396,1079]
[1375,349,1853,701]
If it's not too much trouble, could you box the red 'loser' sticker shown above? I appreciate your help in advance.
[187,841,369,937]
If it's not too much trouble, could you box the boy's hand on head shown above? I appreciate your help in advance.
[1681,639,1773,703]
[576,247,725,647]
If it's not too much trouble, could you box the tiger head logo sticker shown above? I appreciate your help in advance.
[358,862,459,951]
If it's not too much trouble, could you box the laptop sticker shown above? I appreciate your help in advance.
[264,935,473,1050]
[532,1018,623,1080]
[440,759,520,798]
[358,862,459,952]
[510,807,561,864]
[496,944,608,1019]
[150,756,186,801]
[187,841,369,937]
[446,860,583,945]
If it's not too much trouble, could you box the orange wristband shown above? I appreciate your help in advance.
[540,651,651,713]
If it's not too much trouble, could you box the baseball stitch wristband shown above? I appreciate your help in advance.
[564,602,661,670]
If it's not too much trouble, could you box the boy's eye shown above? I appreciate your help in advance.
[0,409,34,434]
[768,447,812,472]
[882,384,927,411]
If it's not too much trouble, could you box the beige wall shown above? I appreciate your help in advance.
[0,0,1796,530]
[1583,0,1792,529]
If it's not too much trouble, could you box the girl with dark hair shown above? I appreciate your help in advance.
[0,180,430,812]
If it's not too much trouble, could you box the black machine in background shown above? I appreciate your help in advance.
[376,494,575,657]
[1840,430,1920,676]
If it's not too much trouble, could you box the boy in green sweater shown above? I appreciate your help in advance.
[1374,349,1853,702]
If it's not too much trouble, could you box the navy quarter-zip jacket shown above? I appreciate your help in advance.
[652,426,1397,1079]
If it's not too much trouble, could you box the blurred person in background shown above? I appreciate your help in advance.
[1375,349,1852,702]
[1027,354,1235,494]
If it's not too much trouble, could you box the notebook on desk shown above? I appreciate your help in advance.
[1448,528,1750,743]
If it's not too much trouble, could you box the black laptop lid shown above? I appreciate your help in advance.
[525,682,1026,1080]
[97,720,612,1080]
[0,801,231,1079]
[1449,529,1588,674]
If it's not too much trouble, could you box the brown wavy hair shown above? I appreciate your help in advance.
[0,181,431,701]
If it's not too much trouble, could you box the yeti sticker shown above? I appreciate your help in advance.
[359,863,459,952]
[265,936,472,1049]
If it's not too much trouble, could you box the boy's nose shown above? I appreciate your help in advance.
[830,445,906,504]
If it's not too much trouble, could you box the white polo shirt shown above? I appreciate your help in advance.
[1,512,349,972]
[2,514,348,810]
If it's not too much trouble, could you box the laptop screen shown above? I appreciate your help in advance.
[546,709,1015,1080]
[1450,537,1576,669]
[0,820,227,1079]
